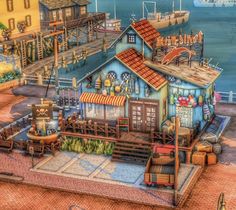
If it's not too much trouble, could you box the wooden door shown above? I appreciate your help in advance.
[130,103,143,131]
[130,100,159,132]
[144,105,158,132]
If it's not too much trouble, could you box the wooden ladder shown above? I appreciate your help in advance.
[36,32,43,60]
[112,140,151,165]
[20,40,27,68]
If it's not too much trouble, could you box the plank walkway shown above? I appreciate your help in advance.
[22,32,120,76]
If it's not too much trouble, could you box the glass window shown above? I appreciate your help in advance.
[58,9,63,20]
[65,8,72,17]
[8,18,15,30]
[40,12,44,20]
[86,104,105,119]
[52,11,57,21]
[127,34,136,44]
[24,0,30,9]
[6,0,13,12]
[25,15,32,27]
[80,6,86,16]
[106,106,124,121]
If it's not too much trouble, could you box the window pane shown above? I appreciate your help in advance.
[86,104,104,120]
[106,106,124,121]
[66,8,72,17]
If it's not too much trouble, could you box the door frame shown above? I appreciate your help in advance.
[129,98,159,132]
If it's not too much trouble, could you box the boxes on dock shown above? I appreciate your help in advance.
[207,153,217,165]
[192,151,206,166]
[195,141,213,153]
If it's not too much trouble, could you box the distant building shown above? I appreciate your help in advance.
[0,0,41,41]
[39,0,91,30]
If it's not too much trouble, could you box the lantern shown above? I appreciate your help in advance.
[95,76,102,90]
[104,75,111,87]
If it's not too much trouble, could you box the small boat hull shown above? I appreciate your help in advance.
[193,0,236,7]
[148,11,190,30]
[27,133,59,144]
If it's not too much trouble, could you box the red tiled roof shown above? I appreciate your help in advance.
[131,19,160,48]
[116,48,167,91]
[80,92,126,106]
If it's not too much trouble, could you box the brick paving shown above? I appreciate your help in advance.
[0,102,235,209]
[182,116,236,210]
[0,151,174,208]
[0,181,169,210]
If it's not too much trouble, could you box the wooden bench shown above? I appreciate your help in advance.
[0,140,13,153]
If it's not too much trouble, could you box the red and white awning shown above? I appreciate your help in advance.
[80,92,126,107]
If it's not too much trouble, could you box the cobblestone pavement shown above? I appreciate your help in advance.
[182,116,236,210]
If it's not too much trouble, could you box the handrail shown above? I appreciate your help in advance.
[218,91,236,104]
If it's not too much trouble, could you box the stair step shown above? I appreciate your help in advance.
[111,158,146,165]
[113,150,150,158]
[114,146,150,153]
[112,153,148,162]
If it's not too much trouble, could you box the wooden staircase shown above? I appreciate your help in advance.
[112,140,152,165]
[20,40,27,68]
[36,32,43,60]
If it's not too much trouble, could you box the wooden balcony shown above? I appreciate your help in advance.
[41,12,106,31]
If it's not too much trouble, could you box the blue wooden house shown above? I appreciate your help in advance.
[78,19,222,133]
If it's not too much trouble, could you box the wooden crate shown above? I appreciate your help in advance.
[192,152,206,166]
[144,173,150,183]
[207,153,217,165]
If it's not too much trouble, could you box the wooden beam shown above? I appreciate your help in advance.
[174,116,180,206]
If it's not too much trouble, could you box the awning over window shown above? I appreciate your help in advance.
[80,92,126,106]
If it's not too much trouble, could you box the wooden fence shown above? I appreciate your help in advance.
[60,118,120,139]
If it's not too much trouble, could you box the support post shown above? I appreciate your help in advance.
[174,117,180,206]
[186,150,192,164]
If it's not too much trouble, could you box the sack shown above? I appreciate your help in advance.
[195,141,212,153]
[201,132,218,144]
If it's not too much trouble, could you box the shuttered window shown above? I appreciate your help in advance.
[6,0,14,12]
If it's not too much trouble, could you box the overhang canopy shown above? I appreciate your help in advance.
[80,92,126,106]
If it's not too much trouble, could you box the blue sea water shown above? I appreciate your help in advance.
[88,0,236,92]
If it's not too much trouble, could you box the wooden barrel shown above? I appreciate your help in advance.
[213,143,222,155]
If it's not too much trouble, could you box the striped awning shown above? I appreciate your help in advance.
[79,92,126,106]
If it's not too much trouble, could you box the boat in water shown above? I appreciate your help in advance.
[96,0,122,32]
[193,0,236,7]
[102,13,122,32]
[144,0,190,30]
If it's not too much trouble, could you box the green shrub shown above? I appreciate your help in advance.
[61,137,115,156]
